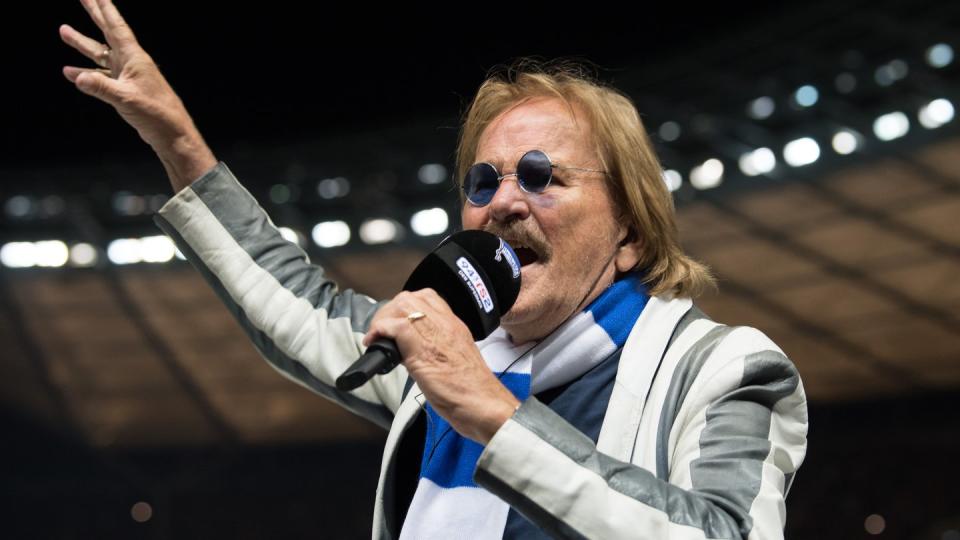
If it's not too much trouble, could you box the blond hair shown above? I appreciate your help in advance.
[455,59,715,298]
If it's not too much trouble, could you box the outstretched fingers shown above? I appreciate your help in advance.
[78,0,107,33]
[60,24,110,67]
[95,0,138,49]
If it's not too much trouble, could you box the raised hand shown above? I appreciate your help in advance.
[60,0,217,191]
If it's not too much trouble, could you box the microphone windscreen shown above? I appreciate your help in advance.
[403,230,521,340]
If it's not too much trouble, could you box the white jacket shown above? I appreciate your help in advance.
[156,162,808,539]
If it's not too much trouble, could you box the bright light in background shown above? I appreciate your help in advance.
[873,111,910,141]
[418,164,448,185]
[747,97,775,120]
[317,177,350,199]
[783,137,821,167]
[410,208,449,236]
[278,227,304,247]
[794,85,819,107]
[689,159,724,190]
[658,121,681,142]
[140,236,176,263]
[0,241,68,268]
[662,169,682,192]
[360,219,400,245]
[926,43,954,68]
[107,239,142,265]
[918,98,955,129]
[34,241,69,267]
[738,147,776,176]
[70,243,98,267]
[312,221,350,248]
[832,130,861,155]
[1,242,36,268]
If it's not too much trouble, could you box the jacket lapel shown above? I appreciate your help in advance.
[373,380,424,539]
[596,295,692,463]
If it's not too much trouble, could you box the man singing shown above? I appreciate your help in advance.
[61,1,808,538]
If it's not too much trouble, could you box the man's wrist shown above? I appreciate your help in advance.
[473,394,522,446]
[154,132,217,193]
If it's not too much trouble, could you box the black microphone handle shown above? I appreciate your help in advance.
[335,338,402,391]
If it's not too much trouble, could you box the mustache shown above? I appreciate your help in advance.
[482,221,550,259]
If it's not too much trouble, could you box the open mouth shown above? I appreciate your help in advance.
[511,245,541,267]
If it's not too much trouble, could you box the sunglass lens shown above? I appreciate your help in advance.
[464,163,499,206]
[516,150,552,193]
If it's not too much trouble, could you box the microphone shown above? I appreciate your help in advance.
[335,230,522,391]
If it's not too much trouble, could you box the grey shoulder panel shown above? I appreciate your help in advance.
[190,162,382,333]
[688,349,801,538]
[656,316,732,481]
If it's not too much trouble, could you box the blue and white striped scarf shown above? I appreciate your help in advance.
[400,273,649,539]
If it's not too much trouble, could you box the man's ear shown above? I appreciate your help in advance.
[614,224,643,273]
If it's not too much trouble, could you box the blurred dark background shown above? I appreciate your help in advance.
[2,1,959,538]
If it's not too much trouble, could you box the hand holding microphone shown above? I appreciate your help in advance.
[337,230,523,444]
[337,229,521,389]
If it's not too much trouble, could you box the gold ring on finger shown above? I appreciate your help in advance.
[96,48,111,67]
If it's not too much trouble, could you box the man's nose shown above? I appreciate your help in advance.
[487,176,532,223]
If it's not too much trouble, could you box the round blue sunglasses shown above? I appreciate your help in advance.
[463,149,606,207]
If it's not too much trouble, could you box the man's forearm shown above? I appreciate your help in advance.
[153,162,406,426]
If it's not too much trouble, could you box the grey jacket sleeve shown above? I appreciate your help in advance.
[474,326,808,540]
[153,162,408,429]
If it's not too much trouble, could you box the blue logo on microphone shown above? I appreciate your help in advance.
[495,239,521,279]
